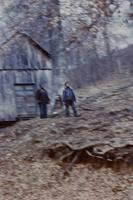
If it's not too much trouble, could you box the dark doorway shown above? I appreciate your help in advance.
[14,84,37,118]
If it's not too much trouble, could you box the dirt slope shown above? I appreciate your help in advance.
[0,78,133,200]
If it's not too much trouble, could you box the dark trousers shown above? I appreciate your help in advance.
[65,100,77,117]
[39,103,48,118]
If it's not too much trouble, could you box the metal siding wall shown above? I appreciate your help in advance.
[14,71,35,84]
[0,48,53,121]
[0,71,16,121]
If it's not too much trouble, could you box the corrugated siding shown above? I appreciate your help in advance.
[0,36,52,70]
[0,71,16,121]
[0,68,53,121]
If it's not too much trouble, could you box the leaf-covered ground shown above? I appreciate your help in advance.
[0,77,133,200]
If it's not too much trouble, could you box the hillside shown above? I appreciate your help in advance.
[0,77,133,200]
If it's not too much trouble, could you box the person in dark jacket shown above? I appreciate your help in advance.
[62,82,78,117]
[35,84,50,118]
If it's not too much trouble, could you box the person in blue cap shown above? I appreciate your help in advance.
[62,82,78,117]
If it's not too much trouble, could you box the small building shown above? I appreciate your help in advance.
[0,33,55,121]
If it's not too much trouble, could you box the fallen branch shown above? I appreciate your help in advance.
[59,151,74,161]
[63,151,81,175]
[85,150,105,160]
